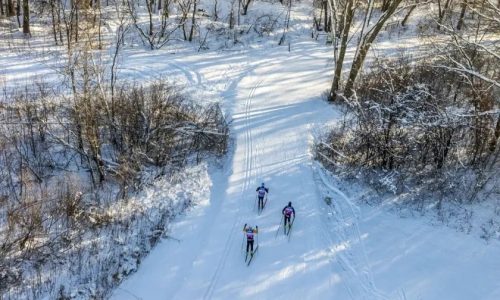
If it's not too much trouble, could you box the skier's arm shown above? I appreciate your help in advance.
[243,223,247,232]
[255,226,258,234]
[292,207,296,217]
[265,188,269,193]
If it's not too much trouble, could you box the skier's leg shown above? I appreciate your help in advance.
[250,240,254,252]
[246,241,250,252]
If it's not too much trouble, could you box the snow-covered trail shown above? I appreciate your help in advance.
[111,37,357,298]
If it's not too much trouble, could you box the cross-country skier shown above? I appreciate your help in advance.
[243,224,258,254]
[256,182,269,211]
[282,202,295,231]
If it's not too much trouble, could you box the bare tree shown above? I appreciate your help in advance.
[242,0,252,15]
[127,0,179,49]
[189,0,197,41]
[401,0,418,27]
[6,0,14,17]
[22,0,29,36]
[343,0,404,98]
[328,0,358,100]
[456,0,467,30]
[437,0,452,30]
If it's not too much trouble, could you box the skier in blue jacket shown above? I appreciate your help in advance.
[256,182,269,211]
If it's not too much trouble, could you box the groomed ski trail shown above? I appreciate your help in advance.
[110,1,379,298]
[111,39,357,298]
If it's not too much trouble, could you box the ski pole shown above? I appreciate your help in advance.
[242,223,247,252]
[275,215,283,238]
[287,217,295,240]
[256,225,259,246]
[241,232,245,252]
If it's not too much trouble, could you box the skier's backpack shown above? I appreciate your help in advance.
[257,187,266,197]
[284,207,293,217]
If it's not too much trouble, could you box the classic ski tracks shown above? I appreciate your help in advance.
[203,76,264,299]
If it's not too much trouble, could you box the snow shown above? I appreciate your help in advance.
[1,1,499,299]
[111,5,500,300]
[112,37,345,298]
[316,166,500,299]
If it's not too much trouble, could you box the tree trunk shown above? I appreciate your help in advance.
[381,0,390,11]
[74,1,79,43]
[22,0,29,36]
[165,0,170,17]
[242,0,251,15]
[344,0,404,98]
[456,0,467,30]
[437,0,451,30]
[50,0,58,44]
[57,0,63,44]
[147,0,153,41]
[97,1,102,49]
[489,114,500,152]
[16,0,20,26]
[188,0,197,42]
[6,0,14,17]
[323,0,328,31]
[401,1,417,27]
[329,0,355,101]
[1,0,5,16]
[213,0,218,21]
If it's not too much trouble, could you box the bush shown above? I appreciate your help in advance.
[0,80,229,298]
[317,54,499,204]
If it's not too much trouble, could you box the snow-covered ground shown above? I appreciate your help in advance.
[109,5,500,300]
[1,1,499,299]
[113,42,345,300]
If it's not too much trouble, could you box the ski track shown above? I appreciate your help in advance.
[112,6,375,298]
[112,42,349,298]
[203,77,263,299]
[119,58,204,89]
[315,164,388,300]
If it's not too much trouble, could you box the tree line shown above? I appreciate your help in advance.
[316,0,499,206]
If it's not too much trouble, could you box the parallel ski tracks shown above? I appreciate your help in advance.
[203,77,264,299]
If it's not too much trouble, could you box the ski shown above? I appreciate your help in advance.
[263,195,269,210]
[286,218,295,239]
[258,196,266,215]
[247,246,259,266]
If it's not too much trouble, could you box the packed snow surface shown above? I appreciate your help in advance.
[111,23,500,300]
